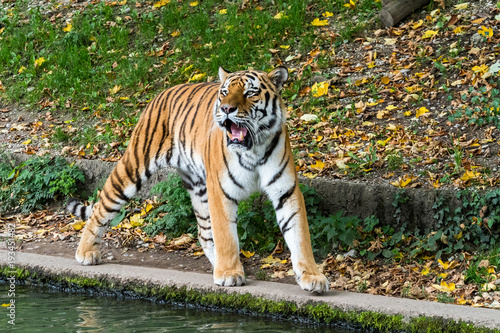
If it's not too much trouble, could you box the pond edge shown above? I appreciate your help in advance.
[1,254,499,333]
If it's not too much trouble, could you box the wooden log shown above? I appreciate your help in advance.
[380,0,430,27]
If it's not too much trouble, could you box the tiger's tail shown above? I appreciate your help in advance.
[67,198,94,221]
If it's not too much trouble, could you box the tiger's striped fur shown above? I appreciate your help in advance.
[69,67,328,293]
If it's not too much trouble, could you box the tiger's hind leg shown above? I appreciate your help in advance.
[75,152,156,265]
[178,171,215,266]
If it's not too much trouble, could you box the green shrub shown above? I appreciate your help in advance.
[237,193,280,253]
[0,156,85,213]
[143,174,197,237]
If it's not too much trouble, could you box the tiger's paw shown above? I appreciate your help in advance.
[75,247,102,265]
[214,270,246,287]
[297,272,329,294]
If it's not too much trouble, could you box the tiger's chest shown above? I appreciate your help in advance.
[218,142,286,201]
[219,151,261,201]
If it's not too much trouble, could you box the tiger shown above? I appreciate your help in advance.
[67,66,328,293]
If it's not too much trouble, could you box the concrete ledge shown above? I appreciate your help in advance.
[1,250,499,330]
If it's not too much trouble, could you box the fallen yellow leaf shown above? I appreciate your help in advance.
[311,81,329,97]
[460,170,480,181]
[416,107,429,118]
[344,0,356,9]
[153,0,170,8]
[63,22,72,32]
[322,11,333,17]
[438,259,458,270]
[302,172,317,179]
[189,1,198,6]
[376,137,391,147]
[262,255,285,265]
[22,139,32,145]
[71,220,86,231]
[34,57,46,68]
[432,280,456,293]
[376,110,389,119]
[412,20,423,29]
[311,18,329,26]
[472,64,489,74]
[310,160,325,171]
[273,12,286,19]
[422,30,438,39]
[188,73,206,82]
[240,249,255,258]
[390,175,414,188]
[121,221,133,229]
[141,203,154,215]
[130,213,144,227]
[109,85,121,95]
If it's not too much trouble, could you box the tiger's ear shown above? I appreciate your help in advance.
[219,67,230,82]
[268,66,288,92]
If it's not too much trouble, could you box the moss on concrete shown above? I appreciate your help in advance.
[1,266,498,333]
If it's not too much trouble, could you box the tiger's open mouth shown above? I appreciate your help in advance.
[223,120,252,149]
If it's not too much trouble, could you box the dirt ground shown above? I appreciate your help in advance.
[5,210,297,286]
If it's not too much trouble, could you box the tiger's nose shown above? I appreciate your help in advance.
[221,105,237,114]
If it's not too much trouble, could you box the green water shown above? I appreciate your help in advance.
[0,285,358,332]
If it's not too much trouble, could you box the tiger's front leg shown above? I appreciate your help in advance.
[207,176,245,287]
[264,153,328,293]
[276,184,328,293]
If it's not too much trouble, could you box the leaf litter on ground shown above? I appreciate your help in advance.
[0,0,500,311]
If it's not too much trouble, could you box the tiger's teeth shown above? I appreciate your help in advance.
[227,132,233,140]
[239,132,244,141]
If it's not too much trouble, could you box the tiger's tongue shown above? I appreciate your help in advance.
[229,123,247,142]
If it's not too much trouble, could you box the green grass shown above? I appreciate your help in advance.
[0,0,381,150]
[465,246,500,288]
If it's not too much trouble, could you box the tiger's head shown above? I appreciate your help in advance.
[214,67,288,152]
